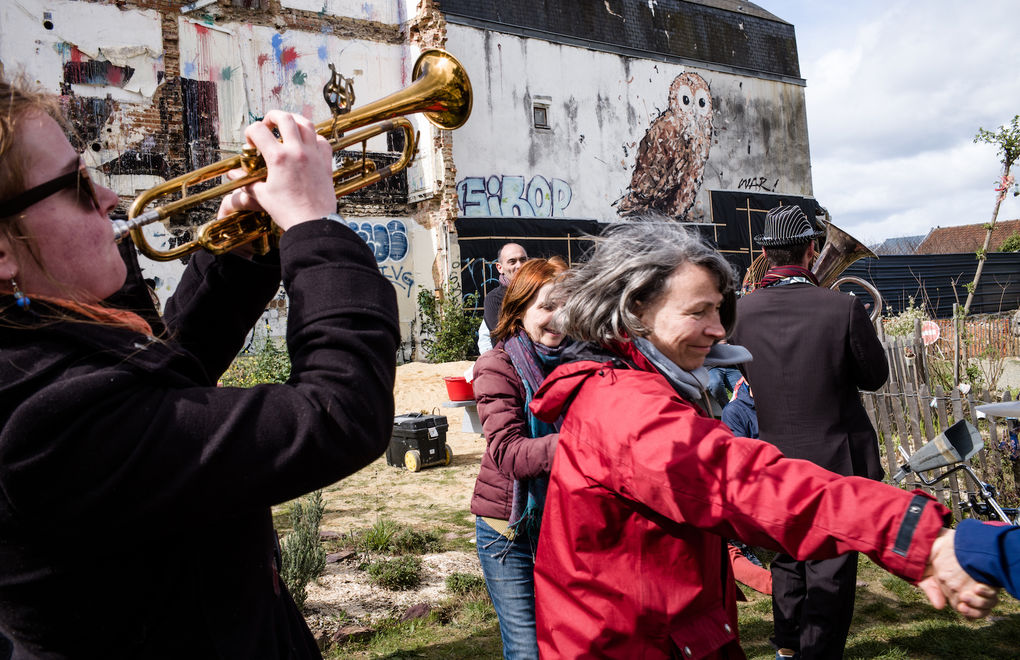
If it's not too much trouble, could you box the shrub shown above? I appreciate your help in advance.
[220,336,291,386]
[366,556,423,590]
[999,230,1020,252]
[390,528,442,555]
[883,297,929,337]
[417,280,481,363]
[445,572,487,595]
[280,490,327,612]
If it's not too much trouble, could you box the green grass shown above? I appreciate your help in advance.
[328,593,501,659]
[391,527,443,555]
[737,555,1020,659]
[361,517,401,552]
[446,572,487,596]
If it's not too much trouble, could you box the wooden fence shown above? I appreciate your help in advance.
[924,317,1020,357]
[862,385,1020,522]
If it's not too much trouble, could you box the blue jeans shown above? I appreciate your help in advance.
[475,517,539,660]
[708,366,743,408]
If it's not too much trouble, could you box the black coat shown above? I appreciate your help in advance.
[729,283,888,479]
[0,221,399,659]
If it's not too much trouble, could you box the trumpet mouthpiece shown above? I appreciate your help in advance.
[112,209,162,242]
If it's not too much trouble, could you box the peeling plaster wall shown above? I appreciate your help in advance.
[0,0,447,354]
[447,23,812,224]
[177,20,405,153]
[0,0,164,100]
[280,0,402,25]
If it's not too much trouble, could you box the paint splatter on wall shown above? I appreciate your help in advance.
[1,1,163,100]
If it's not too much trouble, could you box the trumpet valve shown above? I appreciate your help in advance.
[240,145,261,173]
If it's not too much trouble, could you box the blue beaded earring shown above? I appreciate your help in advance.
[10,278,29,309]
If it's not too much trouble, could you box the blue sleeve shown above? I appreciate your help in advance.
[955,518,1020,598]
[721,400,757,439]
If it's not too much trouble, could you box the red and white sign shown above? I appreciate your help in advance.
[921,320,940,345]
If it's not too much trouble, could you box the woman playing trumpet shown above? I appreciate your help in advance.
[0,79,398,658]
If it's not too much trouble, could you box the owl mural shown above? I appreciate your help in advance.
[616,71,714,219]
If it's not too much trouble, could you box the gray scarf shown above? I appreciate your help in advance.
[632,337,752,407]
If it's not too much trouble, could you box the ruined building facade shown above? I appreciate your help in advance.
[0,0,813,355]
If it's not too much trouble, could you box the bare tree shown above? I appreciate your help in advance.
[963,115,1020,315]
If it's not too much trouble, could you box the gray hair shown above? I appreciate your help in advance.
[556,219,737,345]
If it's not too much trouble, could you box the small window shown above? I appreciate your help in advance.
[533,104,550,130]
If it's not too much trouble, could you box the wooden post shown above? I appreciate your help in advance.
[953,303,961,386]
[914,317,928,390]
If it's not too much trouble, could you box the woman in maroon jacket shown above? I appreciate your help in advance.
[469,256,567,660]
[0,80,398,659]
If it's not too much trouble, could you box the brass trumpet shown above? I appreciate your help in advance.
[114,49,472,261]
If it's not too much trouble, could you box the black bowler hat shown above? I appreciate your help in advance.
[754,206,825,248]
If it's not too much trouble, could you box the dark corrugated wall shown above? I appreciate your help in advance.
[843,253,1020,318]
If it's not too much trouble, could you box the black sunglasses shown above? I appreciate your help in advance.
[0,165,100,218]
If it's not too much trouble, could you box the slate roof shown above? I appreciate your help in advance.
[871,235,925,255]
[915,219,1020,254]
[438,0,801,80]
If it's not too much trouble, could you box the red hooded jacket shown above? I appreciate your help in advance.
[530,343,949,659]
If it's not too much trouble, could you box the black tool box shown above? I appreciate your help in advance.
[387,413,453,472]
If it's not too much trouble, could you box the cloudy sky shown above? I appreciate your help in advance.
[760,0,1020,245]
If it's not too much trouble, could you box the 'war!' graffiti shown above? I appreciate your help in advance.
[457,175,572,217]
[737,176,779,192]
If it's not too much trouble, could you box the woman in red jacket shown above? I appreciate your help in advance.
[528,221,998,660]
[469,256,568,660]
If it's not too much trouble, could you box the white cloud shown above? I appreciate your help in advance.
[766,0,1020,241]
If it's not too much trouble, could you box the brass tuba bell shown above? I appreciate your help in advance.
[812,222,884,322]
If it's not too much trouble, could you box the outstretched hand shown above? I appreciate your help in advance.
[918,528,999,619]
[217,110,336,231]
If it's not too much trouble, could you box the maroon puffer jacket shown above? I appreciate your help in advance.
[469,343,558,520]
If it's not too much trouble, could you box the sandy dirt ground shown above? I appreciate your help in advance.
[303,360,488,626]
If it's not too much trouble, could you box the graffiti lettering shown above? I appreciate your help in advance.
[737,177,779,192]
[379,265,415,297]
[345,219,409,263]
[458,257,499,289]
[457,175,573,217]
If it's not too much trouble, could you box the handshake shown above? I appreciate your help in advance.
[919,528,999,619]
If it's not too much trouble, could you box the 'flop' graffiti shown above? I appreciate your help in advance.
[457,175,572,217]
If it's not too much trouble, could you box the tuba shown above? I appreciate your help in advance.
[812,223,884,323]
[742,222,883,323]
[114,49,472,261]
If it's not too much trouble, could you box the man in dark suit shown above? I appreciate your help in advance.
[729,205,888,660]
